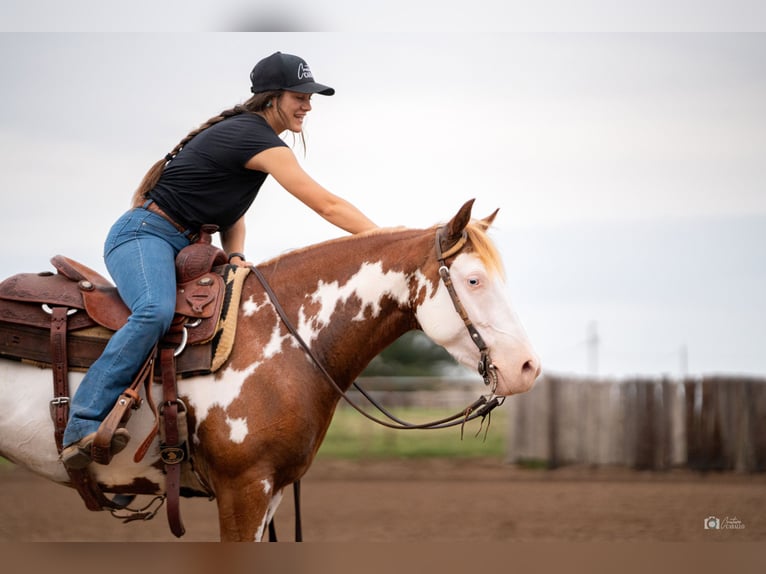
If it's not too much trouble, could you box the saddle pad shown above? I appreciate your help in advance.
[210,265,251,372]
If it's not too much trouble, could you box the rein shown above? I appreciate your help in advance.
[247,225,505,432]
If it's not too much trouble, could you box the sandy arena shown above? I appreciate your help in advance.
[0,456,763,542]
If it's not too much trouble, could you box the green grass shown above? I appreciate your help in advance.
[0,405,509,466]
[316,404,509,459]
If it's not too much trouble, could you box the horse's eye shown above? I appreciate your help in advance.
[468,277,480,287]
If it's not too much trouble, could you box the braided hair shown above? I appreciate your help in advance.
[131,90,292,207]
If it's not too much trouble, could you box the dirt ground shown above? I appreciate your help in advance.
[0,457,763,543]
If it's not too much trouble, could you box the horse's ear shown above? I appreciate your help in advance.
[477,208,500,231]
[446,199,475,239]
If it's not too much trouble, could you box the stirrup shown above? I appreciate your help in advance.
[61,428,131,469]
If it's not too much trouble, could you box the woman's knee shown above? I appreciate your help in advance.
[131,301,177,336]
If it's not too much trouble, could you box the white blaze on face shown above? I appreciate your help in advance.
[415,253,540,396]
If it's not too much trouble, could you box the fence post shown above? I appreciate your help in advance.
[633,380,653,470]
[669,379,686,467]
[547,375,559,469]
[746,379,766,472]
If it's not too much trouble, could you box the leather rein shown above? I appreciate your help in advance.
[248,225,505,432]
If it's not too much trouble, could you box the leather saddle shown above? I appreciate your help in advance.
[0,225,240,534]
[0,225,229,376]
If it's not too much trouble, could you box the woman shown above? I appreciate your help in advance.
[61,51,377,468]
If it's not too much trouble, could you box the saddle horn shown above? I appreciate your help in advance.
[175,224,228,284]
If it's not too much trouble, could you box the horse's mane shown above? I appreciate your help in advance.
[262,220,505,279]
[464,220,505,280]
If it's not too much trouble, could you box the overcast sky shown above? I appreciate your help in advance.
[1,30,764,378]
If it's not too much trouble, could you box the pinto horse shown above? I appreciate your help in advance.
[0,200,540,541]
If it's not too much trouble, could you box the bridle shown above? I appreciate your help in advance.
[434,226,499,394]
[248,224,504,432]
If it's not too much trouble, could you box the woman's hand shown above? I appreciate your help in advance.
[246,147,377,234]
[227,253,252,267]
[221,216,251,266]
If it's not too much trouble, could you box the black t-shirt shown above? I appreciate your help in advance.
[148,113,288,232]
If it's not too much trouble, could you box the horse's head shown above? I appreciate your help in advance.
[415,200,541,396]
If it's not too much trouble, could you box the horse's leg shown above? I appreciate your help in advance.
[214,472,283,542]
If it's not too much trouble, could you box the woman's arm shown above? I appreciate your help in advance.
[246,146,377,234]
[220,215,250,265]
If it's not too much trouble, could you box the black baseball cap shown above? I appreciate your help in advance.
[250,52,335,96]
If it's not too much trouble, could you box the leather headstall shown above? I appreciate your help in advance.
[434,226,498,393]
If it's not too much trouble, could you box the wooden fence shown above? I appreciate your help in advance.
[504,375,766,472]
[353,375,766,472]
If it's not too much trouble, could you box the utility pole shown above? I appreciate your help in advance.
[586,321,599,376]
[679,344,689,378]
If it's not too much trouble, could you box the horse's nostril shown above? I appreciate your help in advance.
[522,359,541,379]
[522,360,533,373]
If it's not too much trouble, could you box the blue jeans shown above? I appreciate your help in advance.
[63,207,191,446]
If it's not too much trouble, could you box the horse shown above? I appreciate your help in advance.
[0,199,540,541]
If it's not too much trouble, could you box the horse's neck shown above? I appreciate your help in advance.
[254,230,429,386]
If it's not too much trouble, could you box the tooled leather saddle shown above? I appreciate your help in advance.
[0,224,234,537]
[0,224,229,377]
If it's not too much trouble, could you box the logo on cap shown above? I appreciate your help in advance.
[297,62,313,80]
